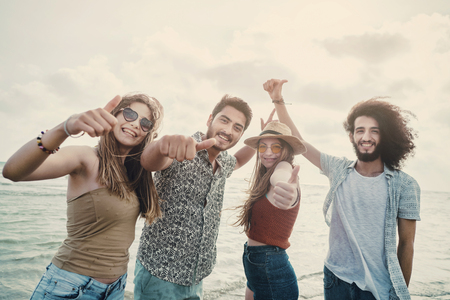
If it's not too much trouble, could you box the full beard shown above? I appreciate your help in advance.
[352,141,381,162]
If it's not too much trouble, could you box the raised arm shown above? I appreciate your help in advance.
[234,109,276,170]
[263,79,322,170]
[3,96,121,182]
[141,135,216,172]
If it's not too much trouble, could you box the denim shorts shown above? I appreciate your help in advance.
[243,243,298,300]
[29,263,127,300]
[133,259,203,300]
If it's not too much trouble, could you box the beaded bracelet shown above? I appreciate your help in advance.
[272,98,292,105]
[37,131,60,154]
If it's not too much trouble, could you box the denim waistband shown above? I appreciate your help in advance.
[244,242,285,253]
[47,263,126,291]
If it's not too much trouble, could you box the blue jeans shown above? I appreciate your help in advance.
[133,259,203,300]
[323,266,376,300]
[30,263,127,300]
[243,243,298,300]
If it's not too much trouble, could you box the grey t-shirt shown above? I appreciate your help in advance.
[325,169,391,300]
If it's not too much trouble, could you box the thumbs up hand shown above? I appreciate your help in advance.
[158,135,216,162]
[64,95,121,137]
[271,162,300,210]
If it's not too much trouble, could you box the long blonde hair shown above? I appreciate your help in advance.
[97,93,164,224]
[234,139,295,232]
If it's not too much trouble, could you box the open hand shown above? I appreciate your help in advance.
[260,108,276,130]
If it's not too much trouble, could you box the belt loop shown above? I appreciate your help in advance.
[83,278,94,293]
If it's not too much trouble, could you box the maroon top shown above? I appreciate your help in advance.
[247,195,299,249]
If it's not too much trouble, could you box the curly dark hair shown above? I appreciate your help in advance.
[343,97,417,170]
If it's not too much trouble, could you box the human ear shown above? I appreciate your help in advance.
[206,114,213,127]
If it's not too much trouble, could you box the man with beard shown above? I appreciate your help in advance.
[135,95,269,299]
[263,79,420,300]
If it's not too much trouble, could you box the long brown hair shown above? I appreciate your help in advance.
[97,93,164,224]
[234,139,295,232]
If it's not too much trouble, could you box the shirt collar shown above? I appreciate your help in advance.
[193,131,225,166]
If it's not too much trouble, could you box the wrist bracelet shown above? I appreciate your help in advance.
[291,187,300,207]
[64,115,85,138]
[272,98,292,105]
[37,131,60,154]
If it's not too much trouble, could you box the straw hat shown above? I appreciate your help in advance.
[244,121,307,155]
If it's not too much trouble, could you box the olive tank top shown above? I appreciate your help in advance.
[52,187,140,278]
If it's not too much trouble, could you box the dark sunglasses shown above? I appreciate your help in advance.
[120,107,153,132]
[258,143,283,154]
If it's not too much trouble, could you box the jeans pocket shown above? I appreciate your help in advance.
[245,252,266,267]
[43,277,83,300]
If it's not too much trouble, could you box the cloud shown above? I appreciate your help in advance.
[319,32,411,64]
[1,2,450,192]
[47,56,124,107]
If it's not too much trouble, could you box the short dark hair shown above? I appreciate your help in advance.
[343,97,417,170]
[211,94,252,130]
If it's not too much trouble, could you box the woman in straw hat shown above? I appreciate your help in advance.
[235,120,306,300]
[3,93,163,300]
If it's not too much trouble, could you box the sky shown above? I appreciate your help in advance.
[1,0,449,192]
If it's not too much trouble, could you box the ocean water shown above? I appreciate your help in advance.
[0,162,449,300]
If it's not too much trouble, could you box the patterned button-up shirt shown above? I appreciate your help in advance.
[320,153,421,300]
[137,132,237,286]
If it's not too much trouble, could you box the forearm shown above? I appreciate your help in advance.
[3,123,68,181]
[234,145,256,170]
[397,241,414,286]
[141,140,172,171]
[273,101,322,169]
[273,102,305,140]
[397,218,416,287]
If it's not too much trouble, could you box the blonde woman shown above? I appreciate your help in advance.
[3,93,163,300]
[235,120,306,300]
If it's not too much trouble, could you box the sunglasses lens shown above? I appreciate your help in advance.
[271,145,282,154]
[123,108,138,122]
[258,144,282,153]
[140,119,153,132]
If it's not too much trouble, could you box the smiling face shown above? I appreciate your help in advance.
[113,101,152,154]
[258,138,283,169]
[350,115,382,162]
[205,105,247,152]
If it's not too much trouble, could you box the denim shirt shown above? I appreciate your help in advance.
[137,132,237,286]
[320,153,420,300]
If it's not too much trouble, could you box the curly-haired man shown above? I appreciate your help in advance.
[264,79,420,300]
